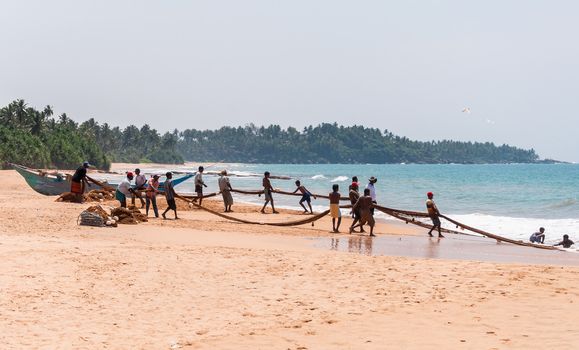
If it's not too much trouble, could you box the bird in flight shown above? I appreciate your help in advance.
[462,107,471,114]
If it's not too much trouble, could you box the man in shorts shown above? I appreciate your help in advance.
[329,184,342,233]
[426,192,444,238]
[351,188,375,236]
[162,172,179,220]
[293,180,315,214]
[260,171,278,214]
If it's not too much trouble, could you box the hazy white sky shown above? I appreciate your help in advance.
[1,1,578,161]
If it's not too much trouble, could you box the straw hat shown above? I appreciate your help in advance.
[369,176,378,183]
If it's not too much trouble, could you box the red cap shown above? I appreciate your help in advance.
[127,171,134,177]
[427,192,433,197]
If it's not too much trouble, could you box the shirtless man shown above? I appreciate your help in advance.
[293,180,316,214]
[351,188,375,236]
[260,171,278,214]
[348,182,364,233]
[329,184,342,233]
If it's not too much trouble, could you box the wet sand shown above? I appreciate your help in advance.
[2,168,579,349]
[314,234,579,266]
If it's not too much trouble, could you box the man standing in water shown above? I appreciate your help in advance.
[426,192,444,238]
[261,171,278,214]
[530,227,546,244]
[162,172,179,220]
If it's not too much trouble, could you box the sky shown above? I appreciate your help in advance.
[1,1,578,162]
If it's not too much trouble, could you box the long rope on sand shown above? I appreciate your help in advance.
[173,188,561,251]
[176,193,332,227]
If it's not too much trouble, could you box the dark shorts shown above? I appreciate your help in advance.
[300,193,311,203]
[195,185,203,194]
[430,215,441,226]
[167,198,177,210]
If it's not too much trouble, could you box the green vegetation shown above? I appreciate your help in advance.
[178,124,540,164]
[1,100,541,169]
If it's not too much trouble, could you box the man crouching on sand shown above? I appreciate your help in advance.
[350,188,375,236]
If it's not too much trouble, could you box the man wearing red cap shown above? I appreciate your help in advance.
[426,192,444,238]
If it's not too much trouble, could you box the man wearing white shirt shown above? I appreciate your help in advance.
[366,176,378,215]
[116,172,135,208]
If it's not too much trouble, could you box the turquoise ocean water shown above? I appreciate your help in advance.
[108,163,579,244]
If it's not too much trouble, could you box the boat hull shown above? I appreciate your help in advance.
[12,164,193,196]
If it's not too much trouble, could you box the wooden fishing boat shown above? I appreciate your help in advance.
[11,163,193,196]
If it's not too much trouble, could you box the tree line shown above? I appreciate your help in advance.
[0,100,541,170]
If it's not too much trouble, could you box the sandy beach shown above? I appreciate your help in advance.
[2,168,579,349]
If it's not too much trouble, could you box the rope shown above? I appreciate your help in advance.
[187,199,331,227]
[374,205,474,236]
[175,187,562,251]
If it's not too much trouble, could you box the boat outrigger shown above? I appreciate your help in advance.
[11,163,194,196]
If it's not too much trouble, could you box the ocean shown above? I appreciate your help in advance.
[111,163,579,244]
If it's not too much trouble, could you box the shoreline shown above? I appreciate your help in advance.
[3,169,579,348]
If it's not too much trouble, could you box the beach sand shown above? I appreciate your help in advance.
[1,168,579,349]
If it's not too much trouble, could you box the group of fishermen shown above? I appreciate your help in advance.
[70,163,574,247]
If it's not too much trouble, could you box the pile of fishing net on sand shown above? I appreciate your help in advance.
[110,206,148,225]
[78,205,148,227]
[84,189,115,202]
[57,189,115,203]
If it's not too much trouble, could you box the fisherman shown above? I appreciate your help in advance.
[70,161,91,203]
[293,180,315,214]
[329,184,342,233]
[348,182,364,233]
[366,176,378,215]
[162,172,178,220]
[193,166,208,206]
[132,168,147,208]
[349,176,359,191]
[260,171,278,214]
[530,227,546,244]
[116,172,135,208]
[351,188,375,236]
[145,174,160,218]
[218,170,234,212]
[554,234,575,248]
[426,192,444,238]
